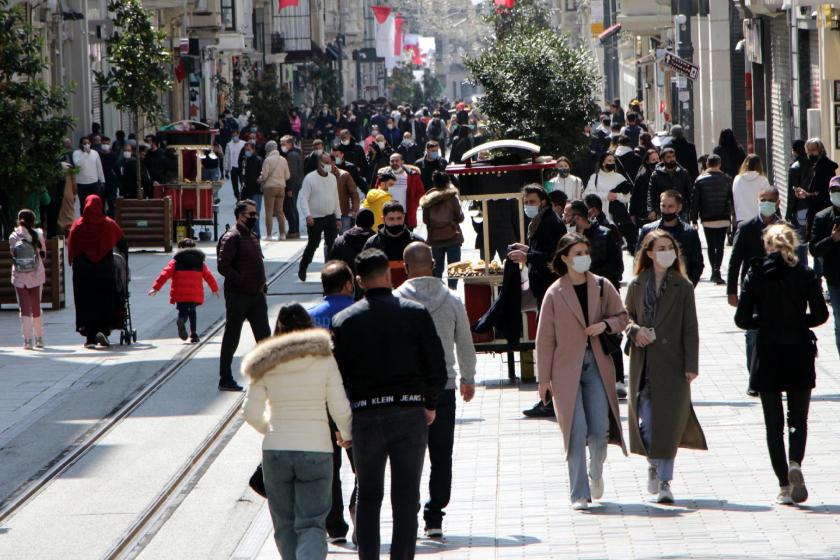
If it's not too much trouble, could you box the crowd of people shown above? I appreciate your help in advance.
[6,95,840,560]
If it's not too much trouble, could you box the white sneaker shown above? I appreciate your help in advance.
[23,339,34,350]
[788,461,808,504]
[571,499,589,510]
[589,476,604,500]
[34,337,43,348]
[776,485,794,505]
[656,481,674,504]
[424,527,443,538]
[615,381,628,399]
[647,466,659,495]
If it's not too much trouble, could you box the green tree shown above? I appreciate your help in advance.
[465,0,600,157]
[96,0,172,198]
[0,0,73,227]
[421,69,443,105]
[304,62,341,108]
[388,65,417,105]
[483,0,551,41]
[245,67,292,130]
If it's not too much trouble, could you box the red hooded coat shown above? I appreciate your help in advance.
[152,248,219,304]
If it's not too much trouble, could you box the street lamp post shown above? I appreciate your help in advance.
[674,1,694,141]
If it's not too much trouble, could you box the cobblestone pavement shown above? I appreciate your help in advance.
[243,250,840,560]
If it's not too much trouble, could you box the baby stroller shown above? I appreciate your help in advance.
[112,249,137,345]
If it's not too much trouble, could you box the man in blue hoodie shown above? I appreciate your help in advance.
[307,260,357,544]
[395,241,476,539]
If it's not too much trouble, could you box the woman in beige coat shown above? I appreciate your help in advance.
[625,230,707,504]
[242,303,352,559]
[258,140,291,239]
[536,233,629,510]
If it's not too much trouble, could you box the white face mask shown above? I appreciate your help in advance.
[322,164,331,173]
[654,250,677,269]
[524,204,540,219]
[570,255,591,274]
[123,151,132,159]
[377,141,386,150]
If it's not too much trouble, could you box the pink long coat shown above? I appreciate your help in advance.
[536,273,630,459]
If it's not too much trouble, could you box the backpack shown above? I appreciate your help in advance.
[428,118,442,139]
[12,237,39,272]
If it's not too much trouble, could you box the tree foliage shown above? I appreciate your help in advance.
[466,0,600,157]
[245,66,292,129]
[0,0,73,220]
[96,0,172,123]
[303,62,341,108]
[388,66,417,105]
[483,0,551,41]
[421,69,443,104]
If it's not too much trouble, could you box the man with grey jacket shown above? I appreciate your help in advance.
[395,242,476,539]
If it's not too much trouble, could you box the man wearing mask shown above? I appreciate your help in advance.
[803,138,838,241]
[298,152,342,281]
[809,178,840,358]
[98,137,120,217]
[224,130,244,200]
[73,137,105,211]
[239,140,264,237]
[787,139,813,265]
[338,129,368,181]
[280,135,303,239]
[398,132,423,165]
[330,152,360,233]
[333,145,365,193]
[143,135,167,187]
[400,111,425,146]
[640,190,704,286]
[383,117,402,148]
[367,134,393,184]
[304,139,325,175]
[217,200,270,392]
[364,201,425,278]
[728,186,783,395]
[647,148,692,219]
[370,153,425,231]
[690,154,733,284]
[415,141,448,191]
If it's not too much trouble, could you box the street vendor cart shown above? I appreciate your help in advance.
[446,139,556,382]
[153,121,222,241]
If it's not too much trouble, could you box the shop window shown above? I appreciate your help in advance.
[221,0,235,30]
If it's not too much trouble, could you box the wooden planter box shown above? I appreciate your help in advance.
[116,197,173,253]
[0,236,66,310]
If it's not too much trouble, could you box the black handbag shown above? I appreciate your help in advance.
[596,278,622,356]
[249,463,267,498]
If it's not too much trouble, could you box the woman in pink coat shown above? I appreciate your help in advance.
[536,232,629,510]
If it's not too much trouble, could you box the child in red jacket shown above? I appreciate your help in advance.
[149,238,220,342]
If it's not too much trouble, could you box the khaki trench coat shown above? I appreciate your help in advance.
[536,273,630,460]
[625,269,708,459]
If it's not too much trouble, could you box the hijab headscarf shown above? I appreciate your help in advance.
[68,195,124,264]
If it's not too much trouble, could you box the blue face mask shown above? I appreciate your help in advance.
[759,200,777,217]
[831,192,840,207]
[428,151,440,160]
[524,204,540,219]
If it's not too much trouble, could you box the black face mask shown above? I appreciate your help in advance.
[603,163,616,172]
[245,216,258,230]
[809,154,819,163]
[646,162,657,170]
[557,168,570,178]
[385,224,404,235]
[664,161,677,169]
[661,212,677,222]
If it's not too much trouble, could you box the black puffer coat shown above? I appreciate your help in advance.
[582,220,623,290]
[690,170,732,223]
[647,164,692,214]
[734,253,828,391]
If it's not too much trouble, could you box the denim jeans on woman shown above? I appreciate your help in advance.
[638,384,674,482]
[262,449,333,559]
[567,347,610,501]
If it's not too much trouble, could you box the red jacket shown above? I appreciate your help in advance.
[372,164,425,229]
[152,248,219,304]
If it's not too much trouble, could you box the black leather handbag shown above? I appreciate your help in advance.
[249,463,266,498]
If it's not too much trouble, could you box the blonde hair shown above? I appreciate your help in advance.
[763,223,799,267]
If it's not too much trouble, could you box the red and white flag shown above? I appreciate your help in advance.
[372,5,395,59]
[494,0,514,8]
[278,0,298,10]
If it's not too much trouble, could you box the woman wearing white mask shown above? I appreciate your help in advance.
[536,233,629,510]
[550,156,584,201]
[732,154,771,225]
[624,230,707,504]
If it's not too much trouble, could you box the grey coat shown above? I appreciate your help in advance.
[625,269,707,459]
[396,277,477,389]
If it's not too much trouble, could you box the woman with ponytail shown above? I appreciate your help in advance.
[735,223,828,505]
[8,209,47,349]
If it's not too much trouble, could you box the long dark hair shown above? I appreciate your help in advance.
[717,128,739,151]
[273,303,314,335]
[550,233,589,276]
[17,209,39,247]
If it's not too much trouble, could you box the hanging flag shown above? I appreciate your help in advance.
[372,5,395,59]
[278,0,299,9]
[404,34,422,65]
[494,0,514,8]
[394,12,404,57]
[175,58,187,83]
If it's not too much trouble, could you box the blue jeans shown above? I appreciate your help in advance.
[567,347,610,501]
[202,167,221,181]
[251,193,263,238]
[828,285,840,358]
[340,215,354,234]
[638,385,674,482]
[432,245,461,289]
[262,449,333,560]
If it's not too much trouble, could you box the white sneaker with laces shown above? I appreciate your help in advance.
[647,466,659,495]
[656,481,674,504]
[590,476,604,500]
[788,461,808,504]
[776,485,794,505]
[571,499,589,510]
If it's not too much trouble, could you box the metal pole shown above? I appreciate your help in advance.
[675,0,695,142]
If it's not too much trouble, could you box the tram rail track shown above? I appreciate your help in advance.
[0,247,306,559]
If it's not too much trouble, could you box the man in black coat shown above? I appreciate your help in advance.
[415,141,447,191]
[641,190,704,286]
[332,249,446,560]
[363,201,425,261]
[690,154,733,284]
[803,138,839,238]
[337,129,369,180]
[809,178,840,357]
[664,124,699,182]
[333,144,365,193]
[647,148,692,219]
[727,185,783,386]
[505,184,566,306]
[304,139,325,175]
